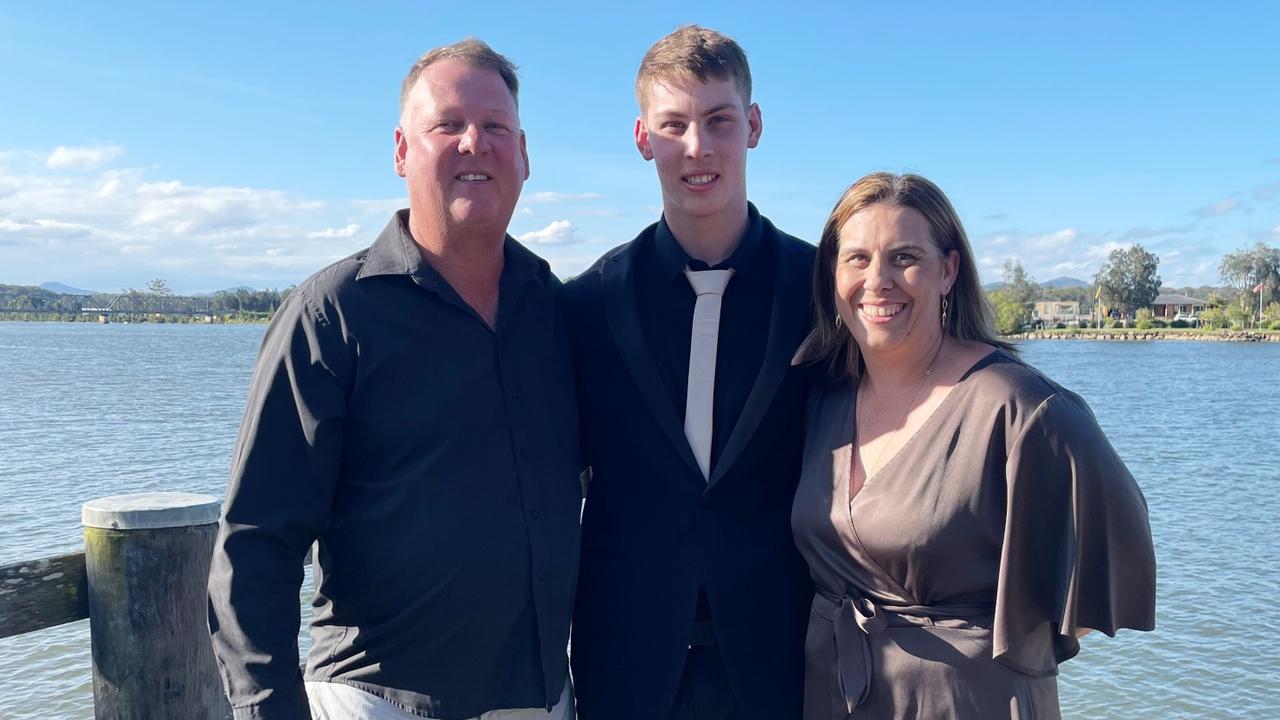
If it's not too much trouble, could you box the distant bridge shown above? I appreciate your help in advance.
[79,293,213,318]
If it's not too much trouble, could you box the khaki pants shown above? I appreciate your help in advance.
[306,680,574,720]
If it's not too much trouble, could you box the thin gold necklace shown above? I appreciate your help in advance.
[855,334,947,484]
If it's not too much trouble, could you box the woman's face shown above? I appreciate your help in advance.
[833,203,959,363]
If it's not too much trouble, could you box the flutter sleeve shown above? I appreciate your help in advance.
[992,391,1156,676]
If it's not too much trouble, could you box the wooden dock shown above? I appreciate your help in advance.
[0,493,231,719]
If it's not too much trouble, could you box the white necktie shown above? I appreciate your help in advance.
[683,267,734,481]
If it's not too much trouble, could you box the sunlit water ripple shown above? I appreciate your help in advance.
[0,324,1276,718]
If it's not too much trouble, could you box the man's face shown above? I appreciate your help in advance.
[635,76,761,228]
[395,59,529,237]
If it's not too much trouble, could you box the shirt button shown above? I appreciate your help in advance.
[529,510,540,521]
[537,576,547,588]
[520,448,530,459]
[509,391,519,401]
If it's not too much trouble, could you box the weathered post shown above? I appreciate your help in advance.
[82,492,229,720]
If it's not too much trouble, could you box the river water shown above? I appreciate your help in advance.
[0,322,1276,719]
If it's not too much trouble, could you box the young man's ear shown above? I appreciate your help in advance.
[746,103,763,150]
[394,126,408,177]
[634,117,654,161]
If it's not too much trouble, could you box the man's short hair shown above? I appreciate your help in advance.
[400,38,520,113]
[635,25,752,110]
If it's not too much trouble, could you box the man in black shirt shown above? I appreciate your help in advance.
[208,39,581,720]
[564,26,814,720]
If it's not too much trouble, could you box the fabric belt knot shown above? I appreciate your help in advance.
[829,594,884,716]
[815,590,995,718]
[682,267,734,481]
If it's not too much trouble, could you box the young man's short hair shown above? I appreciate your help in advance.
[635,25,752,110]
[400,38,520,113]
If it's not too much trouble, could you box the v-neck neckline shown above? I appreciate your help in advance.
[845,347,1005,505]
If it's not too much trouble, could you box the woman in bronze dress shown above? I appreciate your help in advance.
[791,172,1155,719]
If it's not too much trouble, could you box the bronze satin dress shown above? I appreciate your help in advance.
[790,350,1155,719]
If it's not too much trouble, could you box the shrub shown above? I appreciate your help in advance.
[1054,322,1067,329]
[1170,319,1189,329]
[1077,320,1091,329]
[1151,319,1167,328]
[1134,308,1154,330]
[1201,307,1226,329]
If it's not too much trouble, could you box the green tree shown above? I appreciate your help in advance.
[988,289,1027,335]
[1226,304,1252,329]
[1002,258,1039,308]
[146,278,171,297]
[990,259,1038,332]
[1200,306,1226,329]
[1096,244,1161,318]
[1219,242,1280,314]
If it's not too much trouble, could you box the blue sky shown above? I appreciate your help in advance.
[1,1,1277,293]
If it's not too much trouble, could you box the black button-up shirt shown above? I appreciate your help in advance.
[208,211,582,720]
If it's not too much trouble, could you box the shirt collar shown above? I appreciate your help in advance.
[653,202,766,284]
[355,209,542,293]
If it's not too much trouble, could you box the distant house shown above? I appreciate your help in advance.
[1151,293,1206,319]
[1033,300,1082,324]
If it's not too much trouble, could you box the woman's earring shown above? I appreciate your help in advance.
[835,313,844,330]
[941,294,950,329]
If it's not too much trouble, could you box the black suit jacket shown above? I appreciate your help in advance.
[563,215,815,720]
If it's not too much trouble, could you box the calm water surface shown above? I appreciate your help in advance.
[0,322,1277,719]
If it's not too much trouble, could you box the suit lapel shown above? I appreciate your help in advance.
[707,232,811,489]
[602,248,705,480]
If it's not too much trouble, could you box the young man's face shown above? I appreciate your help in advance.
[635,76,761,228]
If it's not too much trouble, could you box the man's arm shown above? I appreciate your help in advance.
[208,290,348,720]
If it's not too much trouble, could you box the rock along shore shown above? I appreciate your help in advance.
[1007,330,1280,343]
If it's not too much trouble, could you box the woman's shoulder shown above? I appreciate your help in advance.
[960,346,1095,432]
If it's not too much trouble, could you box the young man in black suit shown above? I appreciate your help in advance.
[563,25,814,720]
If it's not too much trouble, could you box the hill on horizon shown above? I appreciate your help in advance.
[40,282,98,296]
[1040,276,1089,289]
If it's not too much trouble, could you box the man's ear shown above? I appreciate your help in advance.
[746,103,762,150]
[634,117,654,161]
[520,130,530,180]
[394,126,408,177]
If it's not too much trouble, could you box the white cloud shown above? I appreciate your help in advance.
[1025,228,1078,251]
[306,224,361,240]
[0,146,371,287]
[1253,182,1280,202]
[528,191,603,203]
[1195,197,1240,218]
[516,219,579,245]
[46,144,123,171]
[1085,240,1130,259]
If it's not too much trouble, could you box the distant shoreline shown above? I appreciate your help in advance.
[5,317,1278,341]
[1007,329,1280,343]
[0,314,270,325]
